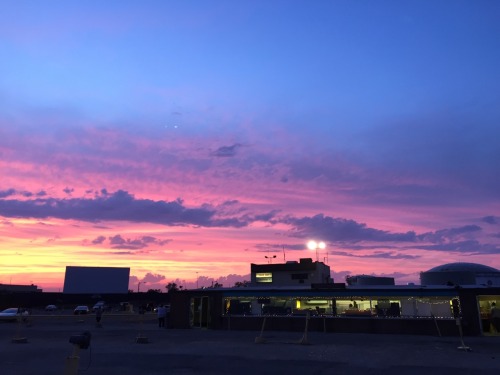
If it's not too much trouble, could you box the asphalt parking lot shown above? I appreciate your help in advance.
[1,313,500,375]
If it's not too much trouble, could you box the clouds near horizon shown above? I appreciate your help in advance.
[1,189,498,258]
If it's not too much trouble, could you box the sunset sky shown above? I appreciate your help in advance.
[1,1,499,292]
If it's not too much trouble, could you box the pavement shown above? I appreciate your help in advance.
[1,314,500,375]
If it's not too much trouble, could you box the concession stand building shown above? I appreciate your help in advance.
[169,260,500,336]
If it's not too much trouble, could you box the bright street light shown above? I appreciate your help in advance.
[307,240,326,262]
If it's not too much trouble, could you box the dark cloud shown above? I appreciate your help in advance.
[0,189,250,228]
[278,214,500,257]
[417,225,482,243]
[283,214,417,243]
[109,234,128,246]
[213,200,247,218]
[0,189,16,198]
[482,216,498,225]
[0,189,47,198]
[63,187,74,195]
[211,143,242,157]
[337,244,400,251]
[106,234,171,250]
[415,240,500,255]
[255,243,309,253]
[221,200,239,206]
[92,235,106,244]
[331,250,419,260]
[244,210,279,223]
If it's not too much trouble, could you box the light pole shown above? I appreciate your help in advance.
[196,272,199,289]
[307,240,326,262]
[265,255,276,264]
[137,281,142,293]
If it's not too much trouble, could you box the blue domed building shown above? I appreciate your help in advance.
[420,262,500,286]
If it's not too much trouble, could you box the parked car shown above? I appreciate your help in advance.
[0,307,29,322]
[73,305,89,315]
[92,301,106,312]
[45,304,58,311]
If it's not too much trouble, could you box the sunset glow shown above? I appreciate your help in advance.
[1,1,499,292]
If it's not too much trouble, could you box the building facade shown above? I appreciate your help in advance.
[0,283,42,293]
[250,258,332,287]
[167,261,500,336]
[169,285,500,336]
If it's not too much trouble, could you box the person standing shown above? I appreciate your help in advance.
[157,305,166,328]
[95,306,103,327]
[491,302,500,332]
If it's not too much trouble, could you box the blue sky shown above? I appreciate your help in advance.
[1,1,499,291]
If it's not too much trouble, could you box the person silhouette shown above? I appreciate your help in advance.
[157,305,166,328]
[95,306,103,327]
[491,302,500,332]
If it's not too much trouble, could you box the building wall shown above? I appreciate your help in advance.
[346,276,395,286]
[475,275,500,286]
[251,259,331,287]
[420,271,476,286]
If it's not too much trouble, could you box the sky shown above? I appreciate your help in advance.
[1,0,500,292]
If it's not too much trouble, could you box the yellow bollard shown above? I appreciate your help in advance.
[64,345,81,375]
[12,315,28,344]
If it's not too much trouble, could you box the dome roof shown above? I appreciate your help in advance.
[425,262,499,273]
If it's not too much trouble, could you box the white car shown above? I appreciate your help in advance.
[92,301,106,312]
[73,305,90,315]
[0,308,29,322]
[45,304,58,311]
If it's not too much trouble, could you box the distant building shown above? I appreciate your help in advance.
[420,262,500,286]
[346,275,395,286]
[250,258,332,287]
[0,283,42,293]
[63,266,130,294]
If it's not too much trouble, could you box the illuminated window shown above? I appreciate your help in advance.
[256,272,272,283]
